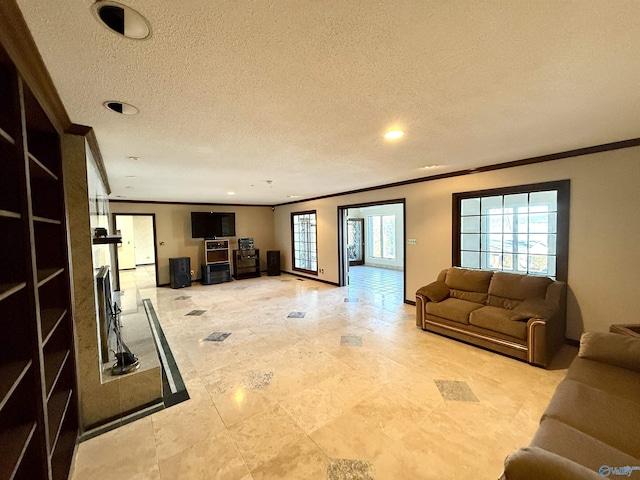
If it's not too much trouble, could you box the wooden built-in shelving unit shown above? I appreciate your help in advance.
[0,41,78,480]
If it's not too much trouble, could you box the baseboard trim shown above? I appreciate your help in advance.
[565,338,580,347]
[280,271,340,286]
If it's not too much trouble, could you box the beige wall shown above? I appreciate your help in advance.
[274,146,640,340]
[109,202,276,285]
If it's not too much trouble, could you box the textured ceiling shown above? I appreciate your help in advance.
[16,0,640,204]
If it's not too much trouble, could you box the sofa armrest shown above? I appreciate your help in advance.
[525,281,567,366]
[415,292,427,328]
[502,447,602,480]
[416,280,450,303]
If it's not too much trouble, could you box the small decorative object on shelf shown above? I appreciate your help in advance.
[109,302,140,375]
[93,227,107,238]
[238,237,254,250]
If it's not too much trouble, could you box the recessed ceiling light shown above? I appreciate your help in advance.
[384,129,405,140]
[287,195,300,198]
[227,191,235,195]
[423,164,438,169]
[104,101,139,115]
[91,1,151,40]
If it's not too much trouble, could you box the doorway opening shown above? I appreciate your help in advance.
[112,213,159,291]
[337,199,406,307]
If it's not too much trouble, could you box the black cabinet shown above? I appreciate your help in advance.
[201,264,231,285]
[232,249,260,280]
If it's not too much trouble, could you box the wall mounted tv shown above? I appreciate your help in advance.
[191,212,236,238]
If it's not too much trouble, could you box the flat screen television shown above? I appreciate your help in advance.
[191,212,236,238]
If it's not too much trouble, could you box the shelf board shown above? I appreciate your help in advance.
[37,268,64,287]
[41,308,67,346]
[48,388,72,451]
[0,125,15,145]
[0,360,32,411]
[45,349,70,399]
[0,282,26,302]
[0,209,21,219]
[33,216,61,225]
[28,153,58,181]
[0,421,37,480]
[92,235,122,245]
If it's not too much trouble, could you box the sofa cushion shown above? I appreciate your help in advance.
[425,298,483,325]
[445,268,493,293]
[488,271,551,301]
[579,332,640,373]
[487,295,522,310]
[469,305,527,339]
[450,289,488,304]
[509,298,556,321]
[502,446,603,480]
[531,417,640,471]
[565,356,640,406]
[542,379,640,457]
[416,280,450,302]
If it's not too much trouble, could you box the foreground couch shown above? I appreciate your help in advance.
[416,267,566,367]
[501,332,640,479]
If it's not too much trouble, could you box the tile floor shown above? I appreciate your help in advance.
[70,266,576,480]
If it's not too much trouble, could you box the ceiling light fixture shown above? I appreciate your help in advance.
[423,164,438,169]
[104,101,139,115]
[128,156,139,161]
[227,191,235,195]
[287,195,300,199]
[91,1,151,40]
[384,129,405,140]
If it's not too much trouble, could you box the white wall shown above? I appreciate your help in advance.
[274,146,640,341]
[132,216,155,265]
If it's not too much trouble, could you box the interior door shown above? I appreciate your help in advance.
[347,219,365,266]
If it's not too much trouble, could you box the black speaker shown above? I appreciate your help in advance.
[201,263,231,285]
[169,257,191,289]
[267,250,280,276]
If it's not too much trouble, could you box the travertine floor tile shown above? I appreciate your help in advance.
[70,267,576,480]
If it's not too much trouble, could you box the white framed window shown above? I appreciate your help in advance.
[291,211,317,274]
[453,180,570,281]
[368,214,396,259]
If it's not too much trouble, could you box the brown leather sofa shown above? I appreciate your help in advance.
[501,332,640,479]
[415,267,566,367]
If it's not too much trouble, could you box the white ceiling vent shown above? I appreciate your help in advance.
[91,1,151,40]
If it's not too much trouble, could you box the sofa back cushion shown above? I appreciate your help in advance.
[445,268,493,293]
[487,272,552,309]
[450,289,488,304]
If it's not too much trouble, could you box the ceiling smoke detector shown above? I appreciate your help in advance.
[91,1,151,40]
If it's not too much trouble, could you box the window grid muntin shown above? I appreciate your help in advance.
[367,214,396,259]
[291,211,317,274]
[459,190,559,278]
